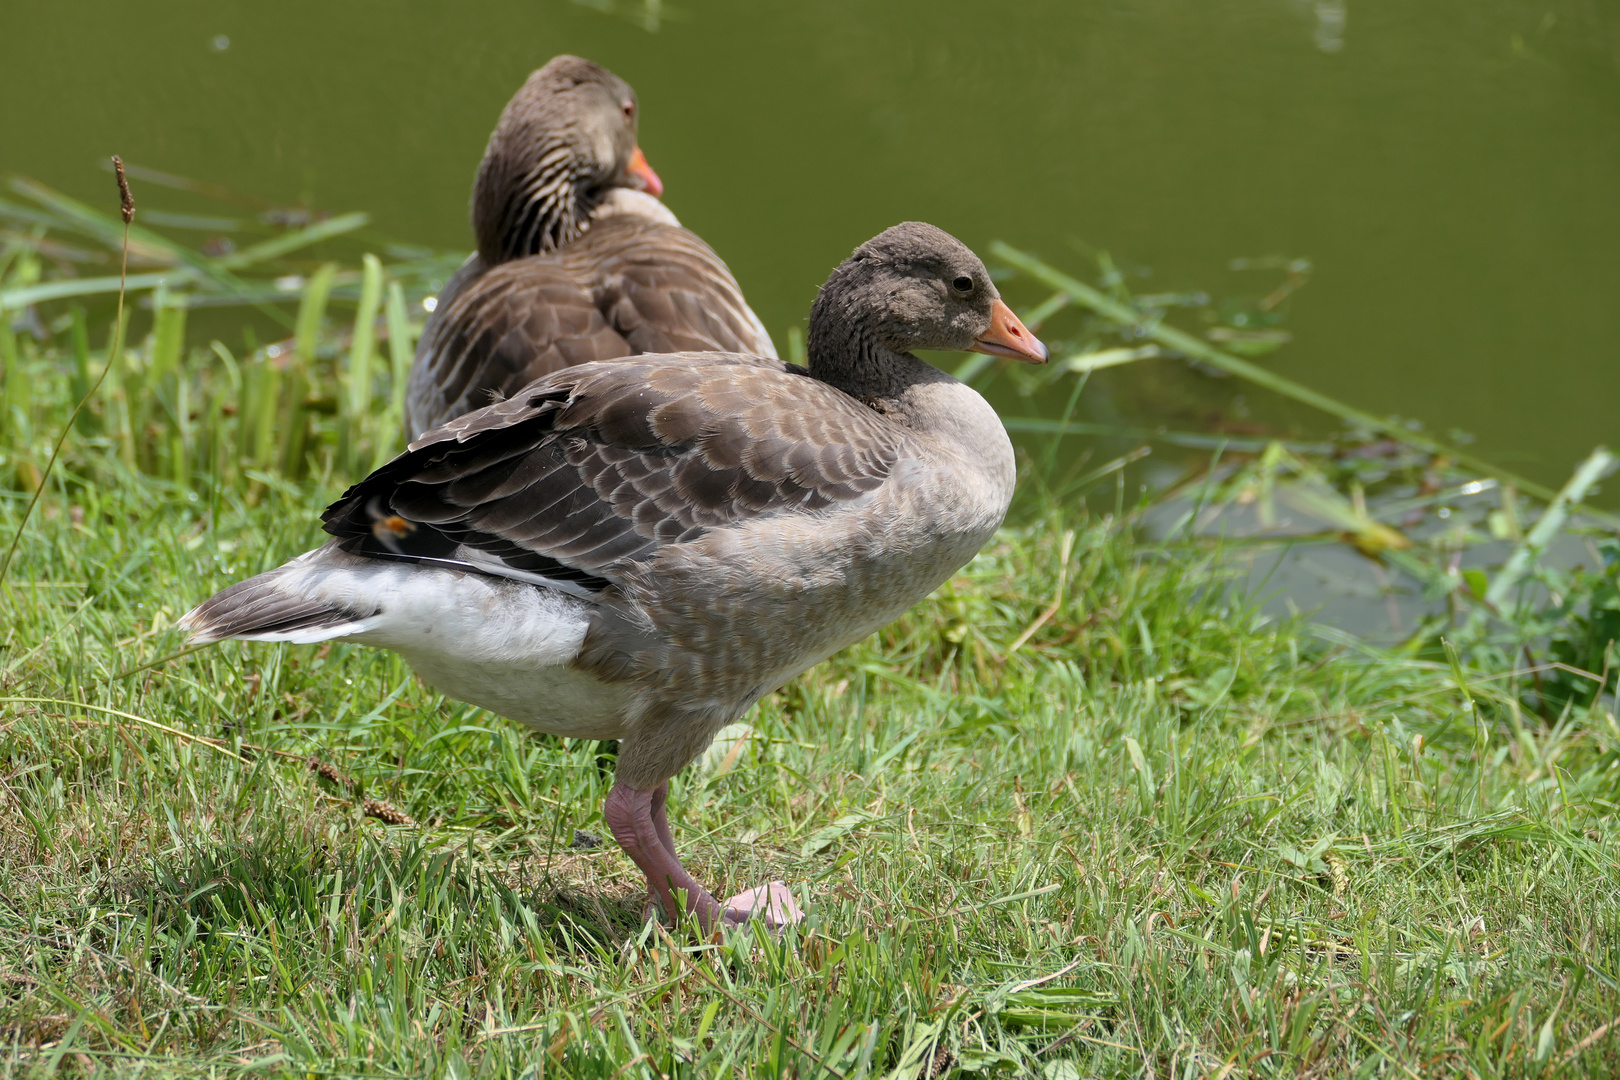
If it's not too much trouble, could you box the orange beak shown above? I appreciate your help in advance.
[624,146,664,198]
[969,299,1049,364]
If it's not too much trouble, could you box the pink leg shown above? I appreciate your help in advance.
[640,782,687,924]
[605,782,725,930]
[605,781,803,931]
[649,782,678,859]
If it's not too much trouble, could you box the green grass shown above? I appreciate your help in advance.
[2,461,1618,1077]
[3,185,1620,1077]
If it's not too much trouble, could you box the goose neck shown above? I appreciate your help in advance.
[807,319,928,407]
[473,147,598,264]
[806,269,937,406]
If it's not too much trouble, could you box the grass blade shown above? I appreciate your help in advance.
[219,212,370,269]
[340,254,384,474]
[1484,446,1616,609]
[377,279,415,464]
[0,271,184,310]
[281,264,337,478]
[11,177,248,295]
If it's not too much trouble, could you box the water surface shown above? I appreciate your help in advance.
[3,0,1617,492]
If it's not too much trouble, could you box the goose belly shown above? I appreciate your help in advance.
[344,566,632,739]
[396,649,632,740]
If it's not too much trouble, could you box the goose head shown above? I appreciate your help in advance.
[473,55,664,263]
[809,222,1049,387]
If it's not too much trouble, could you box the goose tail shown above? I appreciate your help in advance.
[179,549,383,645]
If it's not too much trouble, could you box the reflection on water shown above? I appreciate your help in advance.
[1,0,1617,493]
[1312,1,1348,53]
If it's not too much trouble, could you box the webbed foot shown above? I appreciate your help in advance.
[722,881,803,927]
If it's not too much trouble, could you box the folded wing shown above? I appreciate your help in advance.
[328,355,901,594]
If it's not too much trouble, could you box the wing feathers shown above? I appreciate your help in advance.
[327,356,900,592]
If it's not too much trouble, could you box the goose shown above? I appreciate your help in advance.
[181,223,1048,930]
[406,55,777,436]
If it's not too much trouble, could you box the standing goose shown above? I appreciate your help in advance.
[406,55,777,435]
[181,223,1047,930]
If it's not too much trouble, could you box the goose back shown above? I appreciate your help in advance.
[406,216,776,433]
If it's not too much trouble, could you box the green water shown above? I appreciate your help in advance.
[3,0,1618,491]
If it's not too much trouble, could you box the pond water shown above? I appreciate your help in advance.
[3,0,1618,495]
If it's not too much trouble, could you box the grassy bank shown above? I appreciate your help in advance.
[4,465,1618,1078]
[2,183,1620,1077]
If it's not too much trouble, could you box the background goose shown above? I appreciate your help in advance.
[405,55,777,436]
[182,222,1047,931]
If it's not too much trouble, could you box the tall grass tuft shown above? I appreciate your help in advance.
[0,157,140,587]
[0,167,458,509]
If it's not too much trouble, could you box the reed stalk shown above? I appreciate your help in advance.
[0,156,136,590]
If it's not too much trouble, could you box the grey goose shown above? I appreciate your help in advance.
[406,55,777,435]
[181,222,1048,930]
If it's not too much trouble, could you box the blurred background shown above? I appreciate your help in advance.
[2,0,1618,493]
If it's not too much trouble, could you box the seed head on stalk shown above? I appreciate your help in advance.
[114,155,135,224]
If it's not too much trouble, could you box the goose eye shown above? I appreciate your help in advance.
[952,275,974,294]
[622,103,635,121]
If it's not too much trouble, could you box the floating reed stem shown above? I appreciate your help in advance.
[991,241,1618,527]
